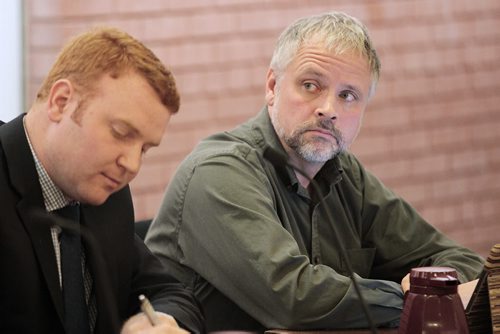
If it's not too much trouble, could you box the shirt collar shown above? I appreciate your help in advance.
[240,107,344,191]
[22,115,73,211]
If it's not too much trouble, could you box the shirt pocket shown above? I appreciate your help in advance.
[340,247,376,278]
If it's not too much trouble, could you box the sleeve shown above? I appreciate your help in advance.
[128,235,205,333]
[343,154,485,284]
[155,150,404,329]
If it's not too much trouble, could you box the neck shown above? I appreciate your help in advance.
[288,155,324,189]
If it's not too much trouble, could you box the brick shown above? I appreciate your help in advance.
[410,154,450,177]
[472,67,500,91]
[153,126,207,159]
[391,182,431,206]
[463,44,500,66]
[450,150,488,173]
[430,124,473,151]
[362,103,411,131]
[367,159,412,183]
[29,52,59,82]
[375,23,435,52]
[167,99,218,126]
[432,177,469,202]
[211,92,263,121]
[472,122,500,146]
[115,0,203,14]
[390,129,431,155]
[350,133,392,159]
[478,197,500,222]
[142,15,192,41]
[423,202,464,233]
[129,160,172,193]
[470,171,500,195]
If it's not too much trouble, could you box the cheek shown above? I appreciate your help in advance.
[71,143,116,173]
[339,112,363,137]
[277,82,310,108]
[278,97,312,125]
[274,87,319,132]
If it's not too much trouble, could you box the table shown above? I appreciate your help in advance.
[265,329,397,334]
[208,329,397,334]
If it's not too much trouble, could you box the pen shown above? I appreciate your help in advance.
[139,294,160,326]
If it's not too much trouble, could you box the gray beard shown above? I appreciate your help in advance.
[270,108,345,163]
[286,119,345,162]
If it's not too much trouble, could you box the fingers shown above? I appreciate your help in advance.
[140,323,189,334]
[401,273,410,293]
[155,312,183,328]
[121,312,188,334]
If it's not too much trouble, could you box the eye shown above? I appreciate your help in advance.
[111,123,135,140]
[111,127,128,139]
[303,81,320,93]
[339,90,357,102]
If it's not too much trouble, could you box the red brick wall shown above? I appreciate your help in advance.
[25,0,500,257]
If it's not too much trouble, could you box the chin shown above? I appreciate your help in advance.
[88,197,109,206]
[79,191,111,206]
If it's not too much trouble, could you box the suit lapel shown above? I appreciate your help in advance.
[18,201,65,322]
[1,115,65,323]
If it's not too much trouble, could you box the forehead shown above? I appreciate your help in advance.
[90,72,170,141]
[288,44,371,79]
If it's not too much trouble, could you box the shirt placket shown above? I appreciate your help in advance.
[311,204,322,265]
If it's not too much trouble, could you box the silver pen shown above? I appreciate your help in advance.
[139,294,160,326]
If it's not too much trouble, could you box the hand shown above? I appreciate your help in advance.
[121,312,189,334]
[401,273,410,293]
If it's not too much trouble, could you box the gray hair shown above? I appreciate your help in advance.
[269,11,381,96]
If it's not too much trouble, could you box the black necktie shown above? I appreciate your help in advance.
[56,204,90,334]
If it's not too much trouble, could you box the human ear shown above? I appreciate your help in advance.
[265,69,277,106]
[46,79,75,122]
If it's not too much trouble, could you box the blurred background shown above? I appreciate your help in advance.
[4,0,499,257]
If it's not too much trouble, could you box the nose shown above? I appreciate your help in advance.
[315,94,338,120]
[117,147,142,176]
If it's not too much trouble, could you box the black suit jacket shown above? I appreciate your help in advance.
[0,115,204,333]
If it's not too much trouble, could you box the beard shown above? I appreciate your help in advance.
[270,109,346,163]
[288,118,346,162]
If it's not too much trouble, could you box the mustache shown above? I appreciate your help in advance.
[295,119,343,141]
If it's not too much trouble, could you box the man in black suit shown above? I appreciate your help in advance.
[0,28,204,333]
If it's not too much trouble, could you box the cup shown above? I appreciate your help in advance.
[398,267,469,334]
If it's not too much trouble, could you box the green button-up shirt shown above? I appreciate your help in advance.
[146,107,483,332]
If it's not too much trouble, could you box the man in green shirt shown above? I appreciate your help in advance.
[146,11,483,332]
